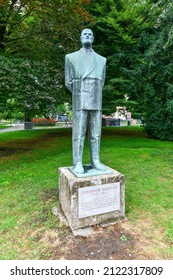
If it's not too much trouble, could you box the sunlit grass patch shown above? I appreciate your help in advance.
[0,127,172,259]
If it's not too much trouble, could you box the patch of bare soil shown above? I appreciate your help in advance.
[39,219,172,260]
[0,147,31,157]
[0,131,64,158]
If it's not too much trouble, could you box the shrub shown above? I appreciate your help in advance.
[145,102,173,141]
[32,117,56,126]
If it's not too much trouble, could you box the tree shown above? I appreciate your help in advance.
[0,0,91,53]
[0,55,66,120]
[0,0,92,122]
[86,0,155,115]
[116,0,173,140]
[86,0,173,140]
[142,1,173,140]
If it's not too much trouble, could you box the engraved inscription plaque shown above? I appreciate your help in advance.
[78,182,120,218]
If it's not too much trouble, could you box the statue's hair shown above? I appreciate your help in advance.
[81,28,93,36]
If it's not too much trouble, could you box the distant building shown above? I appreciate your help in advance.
[114,106,130,120]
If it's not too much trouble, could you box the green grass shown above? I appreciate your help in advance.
[0,127,173,259]
[0,125,11,130]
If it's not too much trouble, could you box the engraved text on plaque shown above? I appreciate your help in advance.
[78,182,120,218]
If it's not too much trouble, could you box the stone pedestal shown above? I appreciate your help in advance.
[59,165,125,232]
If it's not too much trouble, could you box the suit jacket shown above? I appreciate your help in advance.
[65,48,106,110]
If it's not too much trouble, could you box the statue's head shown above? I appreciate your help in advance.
[80,28,94,48]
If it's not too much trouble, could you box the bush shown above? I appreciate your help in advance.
[145,102,173,141]
[32,117,56,126]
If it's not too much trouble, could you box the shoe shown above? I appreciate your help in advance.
[73,162,84,174]
[92,160,106,171]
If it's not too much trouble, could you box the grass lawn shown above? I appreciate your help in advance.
[0,126,173,259]
[0,125,11,130]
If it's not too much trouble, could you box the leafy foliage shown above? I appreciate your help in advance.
[87,0,173,140]
[1,0,173,139]
[140,1,173,140]
[86,0,154,115]
[0,0,91,53]
[0,54,67,119]
[0,0,91,120]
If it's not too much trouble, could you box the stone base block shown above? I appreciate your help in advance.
[59,165,125,231]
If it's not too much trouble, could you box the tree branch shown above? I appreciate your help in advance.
[6,31,57,43]
[19,3,44,24]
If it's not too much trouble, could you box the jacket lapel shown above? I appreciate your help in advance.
[80,49,96,79]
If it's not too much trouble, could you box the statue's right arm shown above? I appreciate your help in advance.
[65,55,73,93]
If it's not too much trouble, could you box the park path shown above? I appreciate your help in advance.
[0,124,24,133]
[0,121,129,133]
[0,123,72,133]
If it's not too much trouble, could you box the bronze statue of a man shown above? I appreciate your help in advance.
[65,28,106,174]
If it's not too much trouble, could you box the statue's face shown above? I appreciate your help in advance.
[80,29,94,46]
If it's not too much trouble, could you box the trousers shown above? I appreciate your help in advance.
[72,110,102,166]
